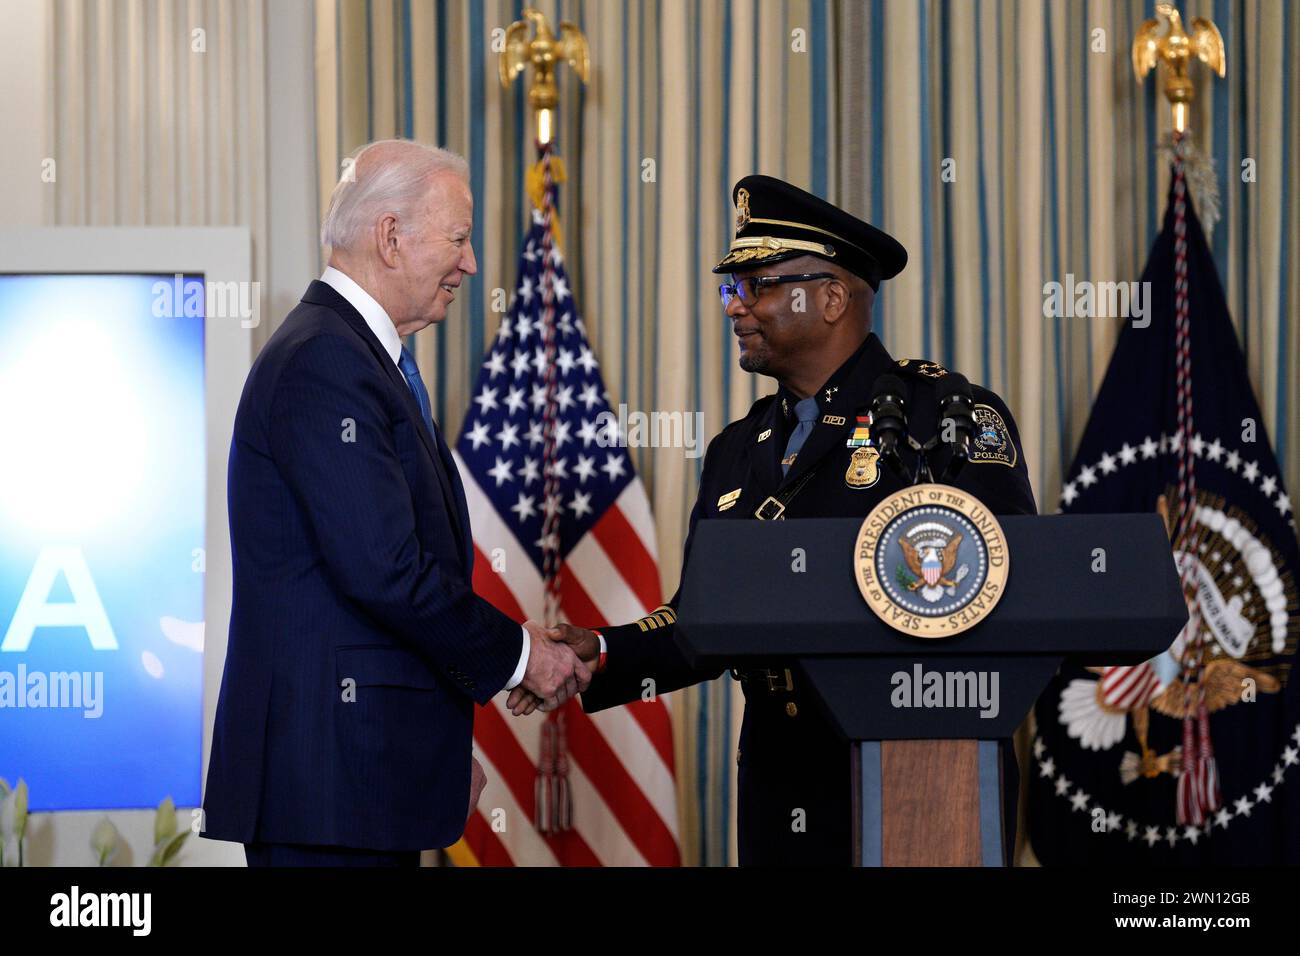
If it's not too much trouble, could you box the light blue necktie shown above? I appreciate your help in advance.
[781,396,819,477]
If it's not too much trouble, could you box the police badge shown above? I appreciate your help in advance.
[853,484,1009,638]
[845,446,880,488]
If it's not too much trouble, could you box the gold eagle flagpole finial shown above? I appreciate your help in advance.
[1132,1,1226,135]
[499,7,589,146]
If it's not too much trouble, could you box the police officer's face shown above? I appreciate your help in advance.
[725,258,829,378]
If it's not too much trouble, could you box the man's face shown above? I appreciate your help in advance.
[393,173,476,332]
[724,257,828,378]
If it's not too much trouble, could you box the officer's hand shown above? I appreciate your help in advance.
[506,624,600,716]
[519,622,590,710]
[547,623,601,670]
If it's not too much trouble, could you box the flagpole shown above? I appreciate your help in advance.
[1132,2,1228,825]
[501,7,590,837]
[501,8,589,631]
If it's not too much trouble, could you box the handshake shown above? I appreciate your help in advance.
[510,621,602,716]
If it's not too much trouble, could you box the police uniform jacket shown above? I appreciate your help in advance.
[581,332,1036,865]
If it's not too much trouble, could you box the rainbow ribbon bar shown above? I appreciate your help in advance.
[846,412,872,447]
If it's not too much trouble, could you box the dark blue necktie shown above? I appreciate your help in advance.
[398,347,436,431]
[398,347,472,568]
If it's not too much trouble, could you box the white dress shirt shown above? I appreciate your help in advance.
[320,267,530,690]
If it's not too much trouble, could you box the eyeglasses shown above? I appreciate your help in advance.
[718,273,836,309]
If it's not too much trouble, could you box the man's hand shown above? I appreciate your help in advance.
[508,623,601,716]
[519,619,591,712]
[467,756,487,822]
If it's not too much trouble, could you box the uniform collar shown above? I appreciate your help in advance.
[775,333,891,419]
[754,330,894,494]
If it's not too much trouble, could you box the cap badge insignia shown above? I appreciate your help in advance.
[735,188,751,231]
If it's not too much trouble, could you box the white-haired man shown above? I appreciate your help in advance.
[201,140,587,866]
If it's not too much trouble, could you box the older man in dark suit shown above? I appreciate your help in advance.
[201,140,588,866]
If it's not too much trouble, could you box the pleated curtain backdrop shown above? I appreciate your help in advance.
[47,0,271,349]
[316,0,1297,867]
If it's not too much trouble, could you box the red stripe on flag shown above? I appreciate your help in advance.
[474,700,603,866]
[473,543,527,621]
[1103,664,1159,708]
[466,537,678,865]
[559,564,676,772]
[565,706,681,866]
[589,505,663,612]
[463,808,515,866]
[557,563,606,627]
[621,696,676,775]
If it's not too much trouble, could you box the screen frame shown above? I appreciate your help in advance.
[0,227,252,865]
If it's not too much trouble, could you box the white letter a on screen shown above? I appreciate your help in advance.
[1,546,118,651]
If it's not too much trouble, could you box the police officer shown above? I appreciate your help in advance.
[508,175,1037,865]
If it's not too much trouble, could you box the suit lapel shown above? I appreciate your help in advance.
[302,282,444,468]
[301,280,473,568]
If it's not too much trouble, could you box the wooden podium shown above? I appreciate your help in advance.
[673,513,1187,866]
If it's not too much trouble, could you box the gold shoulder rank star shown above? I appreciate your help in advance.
[897,358,948,378]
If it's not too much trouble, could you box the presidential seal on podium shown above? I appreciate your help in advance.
[854,484,1010,638]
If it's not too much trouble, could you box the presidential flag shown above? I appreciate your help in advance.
[1028,153,1300,864]
[450,158,680,866]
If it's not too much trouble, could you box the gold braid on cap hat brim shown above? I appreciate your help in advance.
[724,216,879,264]
[722,236,835,263]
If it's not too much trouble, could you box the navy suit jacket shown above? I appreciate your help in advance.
[202,280,521,852]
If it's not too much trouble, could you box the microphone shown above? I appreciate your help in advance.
[935,372,976,482]
[869,374,909,482]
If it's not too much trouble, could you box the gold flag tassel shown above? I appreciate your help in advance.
[533,710,574,833]
[526,155,567,252]
[534,716,555,832]
[554,708,573,831]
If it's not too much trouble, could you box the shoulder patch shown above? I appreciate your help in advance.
[971,403,1017,467]
[896,358,948,379]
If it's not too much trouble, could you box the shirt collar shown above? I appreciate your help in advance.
[320,266,403,367]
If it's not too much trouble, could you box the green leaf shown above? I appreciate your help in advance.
[90,818,120,867]
[148,829,189,867]
[13,780,28,840]
[160,829,189,866]
[154,797,177,845]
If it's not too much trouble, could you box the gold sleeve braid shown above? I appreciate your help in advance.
[633,605,678,632]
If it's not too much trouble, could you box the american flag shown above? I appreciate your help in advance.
[450,206,681,866]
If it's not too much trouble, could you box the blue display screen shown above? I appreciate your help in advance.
[0,274,205,811]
